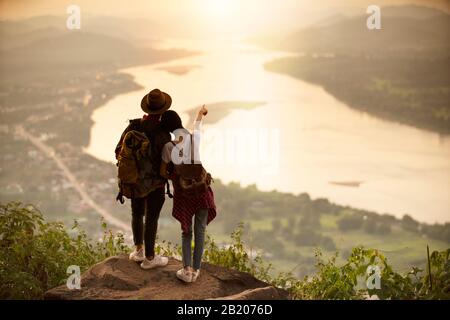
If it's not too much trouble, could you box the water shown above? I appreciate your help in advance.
[86,38,450,224]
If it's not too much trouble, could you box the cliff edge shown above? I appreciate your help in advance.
[44,254,290,300]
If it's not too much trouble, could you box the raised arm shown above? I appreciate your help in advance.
[195,104,208,123]
[193,105,207,163]
[193,105,207,135]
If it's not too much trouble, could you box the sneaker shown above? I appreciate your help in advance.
[176,268,193,283]
[191,270,200,282]
[140,255,169,270]
[129,248,145,262]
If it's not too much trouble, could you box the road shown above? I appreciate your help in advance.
[15,125,130,232]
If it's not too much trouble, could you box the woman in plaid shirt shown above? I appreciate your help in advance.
[159,106,217,283]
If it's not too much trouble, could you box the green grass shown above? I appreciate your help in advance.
[207,213,450,276]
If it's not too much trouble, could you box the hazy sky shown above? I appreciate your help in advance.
[1,0,449,36]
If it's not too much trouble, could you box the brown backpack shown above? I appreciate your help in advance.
[116,130,159,200]
[173,135,212,198]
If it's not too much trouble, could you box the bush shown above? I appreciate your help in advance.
[2,202,448,300]
[363,220,391,235]
[422,223,450,243]
[0,202,129,299]
[293,247,450,300]
[337,214,363,231]
[298,213,321,229]
[203,223,296,289]
[401,214,420,232]
[203,224,449,300]
[376,223,391,235]
[294,229,336,251]
[252,230,286,258]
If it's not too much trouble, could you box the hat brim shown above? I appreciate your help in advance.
[141,91,172,114]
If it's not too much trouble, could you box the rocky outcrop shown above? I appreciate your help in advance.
[44,254,290,300]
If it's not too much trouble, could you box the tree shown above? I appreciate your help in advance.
[337,214,363,231]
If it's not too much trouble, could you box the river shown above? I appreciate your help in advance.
[85,38,450,224]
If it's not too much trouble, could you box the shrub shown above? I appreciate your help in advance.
[337,214,363,231]
[2,202,448,300]
[292,247,450,300]
[401,214,420,232]
[363,220,391,235]
[252,230,286,258]
[0,202,129,299]
[293,229,336,251]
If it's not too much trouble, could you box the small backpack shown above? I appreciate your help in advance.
[173,135,212,198]
[116,130,158,200]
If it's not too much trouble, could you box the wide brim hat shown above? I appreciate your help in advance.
[141,88,172,114]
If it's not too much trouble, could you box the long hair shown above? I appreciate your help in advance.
[160,110,183,133]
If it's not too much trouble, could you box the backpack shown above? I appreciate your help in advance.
[116,130,155,200]
[115,118,170,202]
[172,134,212,198]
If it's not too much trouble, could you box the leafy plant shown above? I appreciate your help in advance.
[0,202,129,299]
[292,246,450,300]
[1,201,448,300]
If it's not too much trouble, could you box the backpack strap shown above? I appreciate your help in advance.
[190,134,194,164]
[165,180,173,198]
[165,141,176,199]
[129,118,142,130]
[116,189,125,204]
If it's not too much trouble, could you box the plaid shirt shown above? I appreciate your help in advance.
[170,172,217,233]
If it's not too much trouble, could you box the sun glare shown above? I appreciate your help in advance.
[202,0,237,18]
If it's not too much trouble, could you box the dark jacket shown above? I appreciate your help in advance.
[116,118,171,187]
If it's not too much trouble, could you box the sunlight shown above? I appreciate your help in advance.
[201,0,237,19]
[192,0,242,36]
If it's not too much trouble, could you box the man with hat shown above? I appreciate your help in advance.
[115,88,172,269]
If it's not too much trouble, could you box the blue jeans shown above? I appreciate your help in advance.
[181,209,208,270]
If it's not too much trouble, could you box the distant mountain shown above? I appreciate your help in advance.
[0,30,193,76]
[0,14,162,45]
[313,13,348,27]
[0,15,64,36]
[381,4,448,19]
[10,31,135,62]
[255,5,450,56]
[0,26,65,51]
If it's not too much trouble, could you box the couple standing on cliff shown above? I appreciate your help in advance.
[115,88,217,283]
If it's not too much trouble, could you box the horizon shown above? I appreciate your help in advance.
[1,0,449,37]
[0,0,449,300]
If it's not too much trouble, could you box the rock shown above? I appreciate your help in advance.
[44,254,290,300]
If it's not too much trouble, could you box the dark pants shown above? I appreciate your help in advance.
[131,187,165,258]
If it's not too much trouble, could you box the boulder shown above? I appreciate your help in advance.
[44,254,290,300]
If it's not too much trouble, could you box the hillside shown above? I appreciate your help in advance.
[0,31,193,78]
[172,181,450,277]
[0,13,448,283]
[1,202,448,300]
[0,16,195,234]
[257,5,450,133]
[255,5,450,55]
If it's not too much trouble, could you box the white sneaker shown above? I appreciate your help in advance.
[129,248,145,262]
[140,255,169,270]
[191,270,200,282]
[176,268,193,283]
